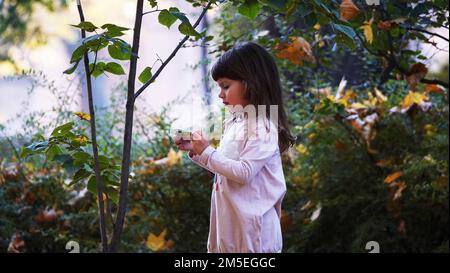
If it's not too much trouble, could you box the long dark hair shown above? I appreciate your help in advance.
[211,42,295,153]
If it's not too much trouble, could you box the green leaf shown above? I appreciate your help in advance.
[178,21,200,37]
[107,190,119,204]
[259,0,287,12]
[331,23,356,40]
[89,62,106,78]
[87,175,97,195]
[158,9,177,29]
[72,151,92,167]
[168,7,189,24]
[101,24,129,32]
[148,0,157,8]
[105,62,126,75]
[98,155,111,170]
[46,145,63,161]
[63,59,81,74]
[108,41,131,60]
[81,34,108,51]
[70,44,88,63]
[238,0,260,20]
[21,141,49,158]
[51,122,75,137]
[70,21,98,32]
[138,67,153,84]
[101,24,129,37]
[69,168,91,186]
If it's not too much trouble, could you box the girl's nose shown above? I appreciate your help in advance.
[218,90,225,99]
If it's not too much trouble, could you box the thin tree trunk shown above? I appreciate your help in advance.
[109,0,144,253]
[76,0,108,252]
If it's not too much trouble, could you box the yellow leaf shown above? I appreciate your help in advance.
[401,91,428,109]
[295,144,309,155]
[74,112,91,121]
[361,20,374,44]
[146,229,167,251]
[73,135,88,146]
[350,102,367,109]
[374,88,387,102]
[167,148,183,166]
[384,171,402,184]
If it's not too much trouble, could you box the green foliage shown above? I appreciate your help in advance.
[64,28,131,75]
[158,7,201,38]
[238,0,260,20]
[138,67,153,84]
[0,0,68,68]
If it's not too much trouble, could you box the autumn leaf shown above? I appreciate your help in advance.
[405,63,428,88]
[34,207,59,223]
[340,0,360,21]
[377,20,398,30]
[280,210,293,232]
[384,171,402,184]
[376,159,393,168]
[360,19,374,44]
[145,229,174,252]
[295,144,309,155]
[167,148,183,166]
[310,204,322,222]
[73,135,88,146]
[392,181,407,201]
[425,84,444,94]
[274,37,315,65]
[401,91,429,109]
[301,200,314,211]
[335,140,345,150]
[74,111,91,121]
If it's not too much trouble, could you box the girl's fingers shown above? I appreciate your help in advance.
[192,131,201,141]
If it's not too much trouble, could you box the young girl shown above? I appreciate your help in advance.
[175,42,295,253]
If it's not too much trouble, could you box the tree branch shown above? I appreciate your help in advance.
[76,0,109,253]
[134,0,214,100]
[406,27,449,42]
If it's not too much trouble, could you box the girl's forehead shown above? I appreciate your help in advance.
[216,78,232,84]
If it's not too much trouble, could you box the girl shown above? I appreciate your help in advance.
[175,42,295,253]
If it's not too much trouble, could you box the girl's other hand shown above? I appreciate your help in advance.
[192,131,210,155]
[175,139,193,152]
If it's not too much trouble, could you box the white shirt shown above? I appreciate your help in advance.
[189,112,287,253]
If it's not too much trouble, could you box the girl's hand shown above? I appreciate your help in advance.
[175,139,193,152]
[191,131,210,155]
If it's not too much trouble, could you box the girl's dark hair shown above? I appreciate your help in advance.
[211,42,295,153]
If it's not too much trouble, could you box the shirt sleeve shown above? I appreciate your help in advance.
[188,128,278,185]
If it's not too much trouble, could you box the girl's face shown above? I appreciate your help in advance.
[216,78,248,107]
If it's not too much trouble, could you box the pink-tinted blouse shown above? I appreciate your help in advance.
[189,113,287,253]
